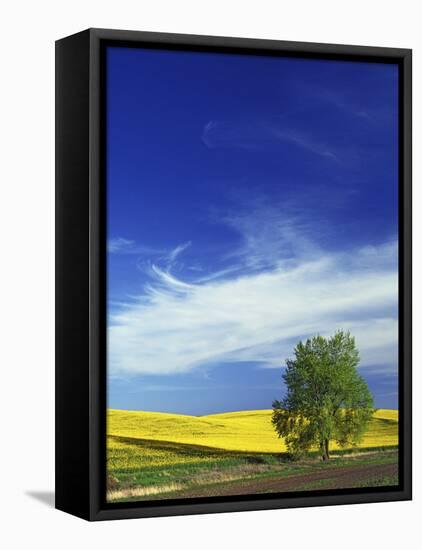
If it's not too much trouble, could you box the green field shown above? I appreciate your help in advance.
[107,408,399,502]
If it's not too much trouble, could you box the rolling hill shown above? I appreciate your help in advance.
[107,408,398,453]
[106,408,399,501]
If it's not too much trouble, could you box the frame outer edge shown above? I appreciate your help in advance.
[89,28,103,520]
[401,49,412,500]
[76,28,412,520]
[89,27,411,58]
[55,29,91,520]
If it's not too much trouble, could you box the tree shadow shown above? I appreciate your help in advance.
[26,491,55,508]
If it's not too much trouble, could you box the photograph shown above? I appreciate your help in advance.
[1,0,418,543]
[105,45,399,503]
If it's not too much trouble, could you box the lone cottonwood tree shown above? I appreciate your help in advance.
[272,331,374,460]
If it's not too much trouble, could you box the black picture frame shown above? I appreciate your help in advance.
[55,28,412,521]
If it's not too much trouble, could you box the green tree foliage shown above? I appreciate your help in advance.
[272,331,374,460]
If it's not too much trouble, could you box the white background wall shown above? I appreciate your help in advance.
[0,1,419,548]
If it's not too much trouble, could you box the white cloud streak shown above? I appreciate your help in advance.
[202,118,337,160]
[108,237,136,253]
[108,237,165,256]
[167,241,191,262]
[108,217,398,376]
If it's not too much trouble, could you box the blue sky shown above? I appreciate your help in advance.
[106,46,399,414]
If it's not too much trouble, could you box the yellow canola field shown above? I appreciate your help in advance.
[107,408,398,454]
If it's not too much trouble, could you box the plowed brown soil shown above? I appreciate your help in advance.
[168,461,398,498]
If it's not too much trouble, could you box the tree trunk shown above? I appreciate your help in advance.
[321,439,330,461]
[324,439,330,460]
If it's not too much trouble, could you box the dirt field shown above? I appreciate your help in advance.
[115,451,398,501]
[171,461,398,498]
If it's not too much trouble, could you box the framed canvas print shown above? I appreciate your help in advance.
[55,28,412,521]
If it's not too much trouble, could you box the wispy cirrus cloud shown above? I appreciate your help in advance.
[202,118,338,160]
[217,198,321,272]
[108,237,165,256]
[108,237,137,253]
[108,202,398,377]
[166,241,192,262]
[315,88,373,121]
